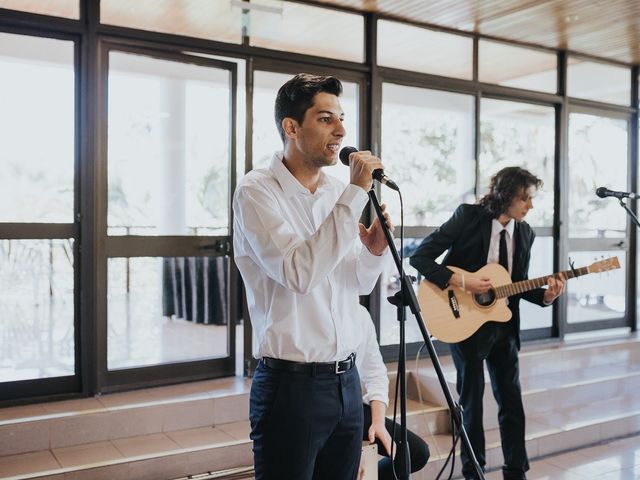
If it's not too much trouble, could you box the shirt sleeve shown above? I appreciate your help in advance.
[233,182,369,295]
[356,245,391,295]
[356,308,389,406]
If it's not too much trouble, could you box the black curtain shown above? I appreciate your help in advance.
[162,257,229,325]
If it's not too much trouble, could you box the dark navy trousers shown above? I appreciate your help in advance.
[250,361,363,480]
[450,322,528,480]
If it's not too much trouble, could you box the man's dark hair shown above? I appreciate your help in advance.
[479,166,543,218]
[274,73,343,143]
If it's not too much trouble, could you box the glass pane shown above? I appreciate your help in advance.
[568,59,631,106]
[0,0,78,18]
[108,256,235,369]
[0,33,74,223]
[100,0,241,44]
[568,113,628,238]
[381,83,475,226]
[480,99,555,227]
[479,40,557,93]
[378,20,472,79]
[252,70,359,184]
[0,239,74,382]
[108,52,231,236]
[566,251,626,323]
[249,1,364,63]
[380,238,435,346]
[520,236,553,330]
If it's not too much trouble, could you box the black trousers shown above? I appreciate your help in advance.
[250,361,363,480]
[362,403,430,480]
[450,322,528,480]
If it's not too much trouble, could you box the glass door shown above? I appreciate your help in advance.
[565,107,630,333]
[101,45,238,389]
[0,32,79,401]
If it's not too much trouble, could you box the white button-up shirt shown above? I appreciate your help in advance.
[487,218,515,274]
[233,152,389,373]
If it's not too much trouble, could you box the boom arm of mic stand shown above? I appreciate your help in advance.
[618,198,640,229]
[368,189,486,480]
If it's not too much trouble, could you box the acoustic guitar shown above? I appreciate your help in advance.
[416,257,620,343]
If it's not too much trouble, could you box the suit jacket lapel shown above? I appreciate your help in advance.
[513,222,525,280]
[480,215,492,264]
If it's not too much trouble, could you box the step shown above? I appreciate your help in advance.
[411,335,640,382]
[409,428,640,480]
[413,336,640,430]
[0,422,252,480]
[0,377,251,457]
[2,335,639,479]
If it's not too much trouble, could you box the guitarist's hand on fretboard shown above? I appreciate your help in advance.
[543,272,566,304]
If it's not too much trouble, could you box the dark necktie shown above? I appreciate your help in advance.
[499,229,509,272]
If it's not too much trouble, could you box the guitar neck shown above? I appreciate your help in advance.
[494,266,590,299]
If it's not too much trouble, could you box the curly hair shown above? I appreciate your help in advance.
[274,73,343,144]
[479,166,543,218]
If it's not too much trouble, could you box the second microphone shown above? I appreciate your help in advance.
[339,146,400,191]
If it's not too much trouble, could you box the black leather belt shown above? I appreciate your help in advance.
[262,353,356,375]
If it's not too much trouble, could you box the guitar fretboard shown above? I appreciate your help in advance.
[494,267,589,299]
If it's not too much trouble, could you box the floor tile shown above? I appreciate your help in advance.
[0,450,60,477]
[166,425,236,448]
[52,440,124,468]
[112,432,180,458]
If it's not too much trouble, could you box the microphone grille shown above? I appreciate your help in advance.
[595,187,607,198]
[339,146,358,166]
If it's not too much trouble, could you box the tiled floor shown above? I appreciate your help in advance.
[482,434,640,480]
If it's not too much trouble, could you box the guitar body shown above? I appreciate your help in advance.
[417,263,513,343]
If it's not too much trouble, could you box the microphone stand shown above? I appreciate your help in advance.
[617,198,640,229]
[369,189,485,480]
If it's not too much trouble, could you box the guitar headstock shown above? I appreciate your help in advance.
[588,256,621,273]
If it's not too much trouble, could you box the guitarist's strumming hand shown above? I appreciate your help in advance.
[543,272,566,304]
[451,272,492,294]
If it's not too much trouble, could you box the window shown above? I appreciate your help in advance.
[106,49,237,374]
[377,20,472,79]
[0,33,76,386]
[566,251,626,324]
[108,52,231,236]
[108,256,232,369]
[379,83,475,345]
[381,83,475,227]
[249,1,364,62]
[0,0,78,19]
[479,40,557,93]
[568,59,630,106]
[0,33,74,223]
[480,98,555,227]
[568,113,628,238]
[101,0,242,44]
[0,239,75,381]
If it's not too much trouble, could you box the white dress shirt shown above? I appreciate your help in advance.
[487,218,515,274]
[233,152,389,367]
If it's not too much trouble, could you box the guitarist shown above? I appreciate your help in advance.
[409,166,565,480]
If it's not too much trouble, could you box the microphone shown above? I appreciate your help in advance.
[595,187,638,200]
[339,146,399,191]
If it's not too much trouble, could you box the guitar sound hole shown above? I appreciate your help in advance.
[474,289,496,307]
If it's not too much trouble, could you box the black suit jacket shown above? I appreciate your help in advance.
[409,204,547,349]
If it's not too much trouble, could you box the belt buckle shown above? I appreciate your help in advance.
[335,353,353,374]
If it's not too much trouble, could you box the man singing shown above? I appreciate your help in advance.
[233,73,393,480]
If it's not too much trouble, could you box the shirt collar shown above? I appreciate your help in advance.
[491,217,515,238]
[269,151,330,197]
